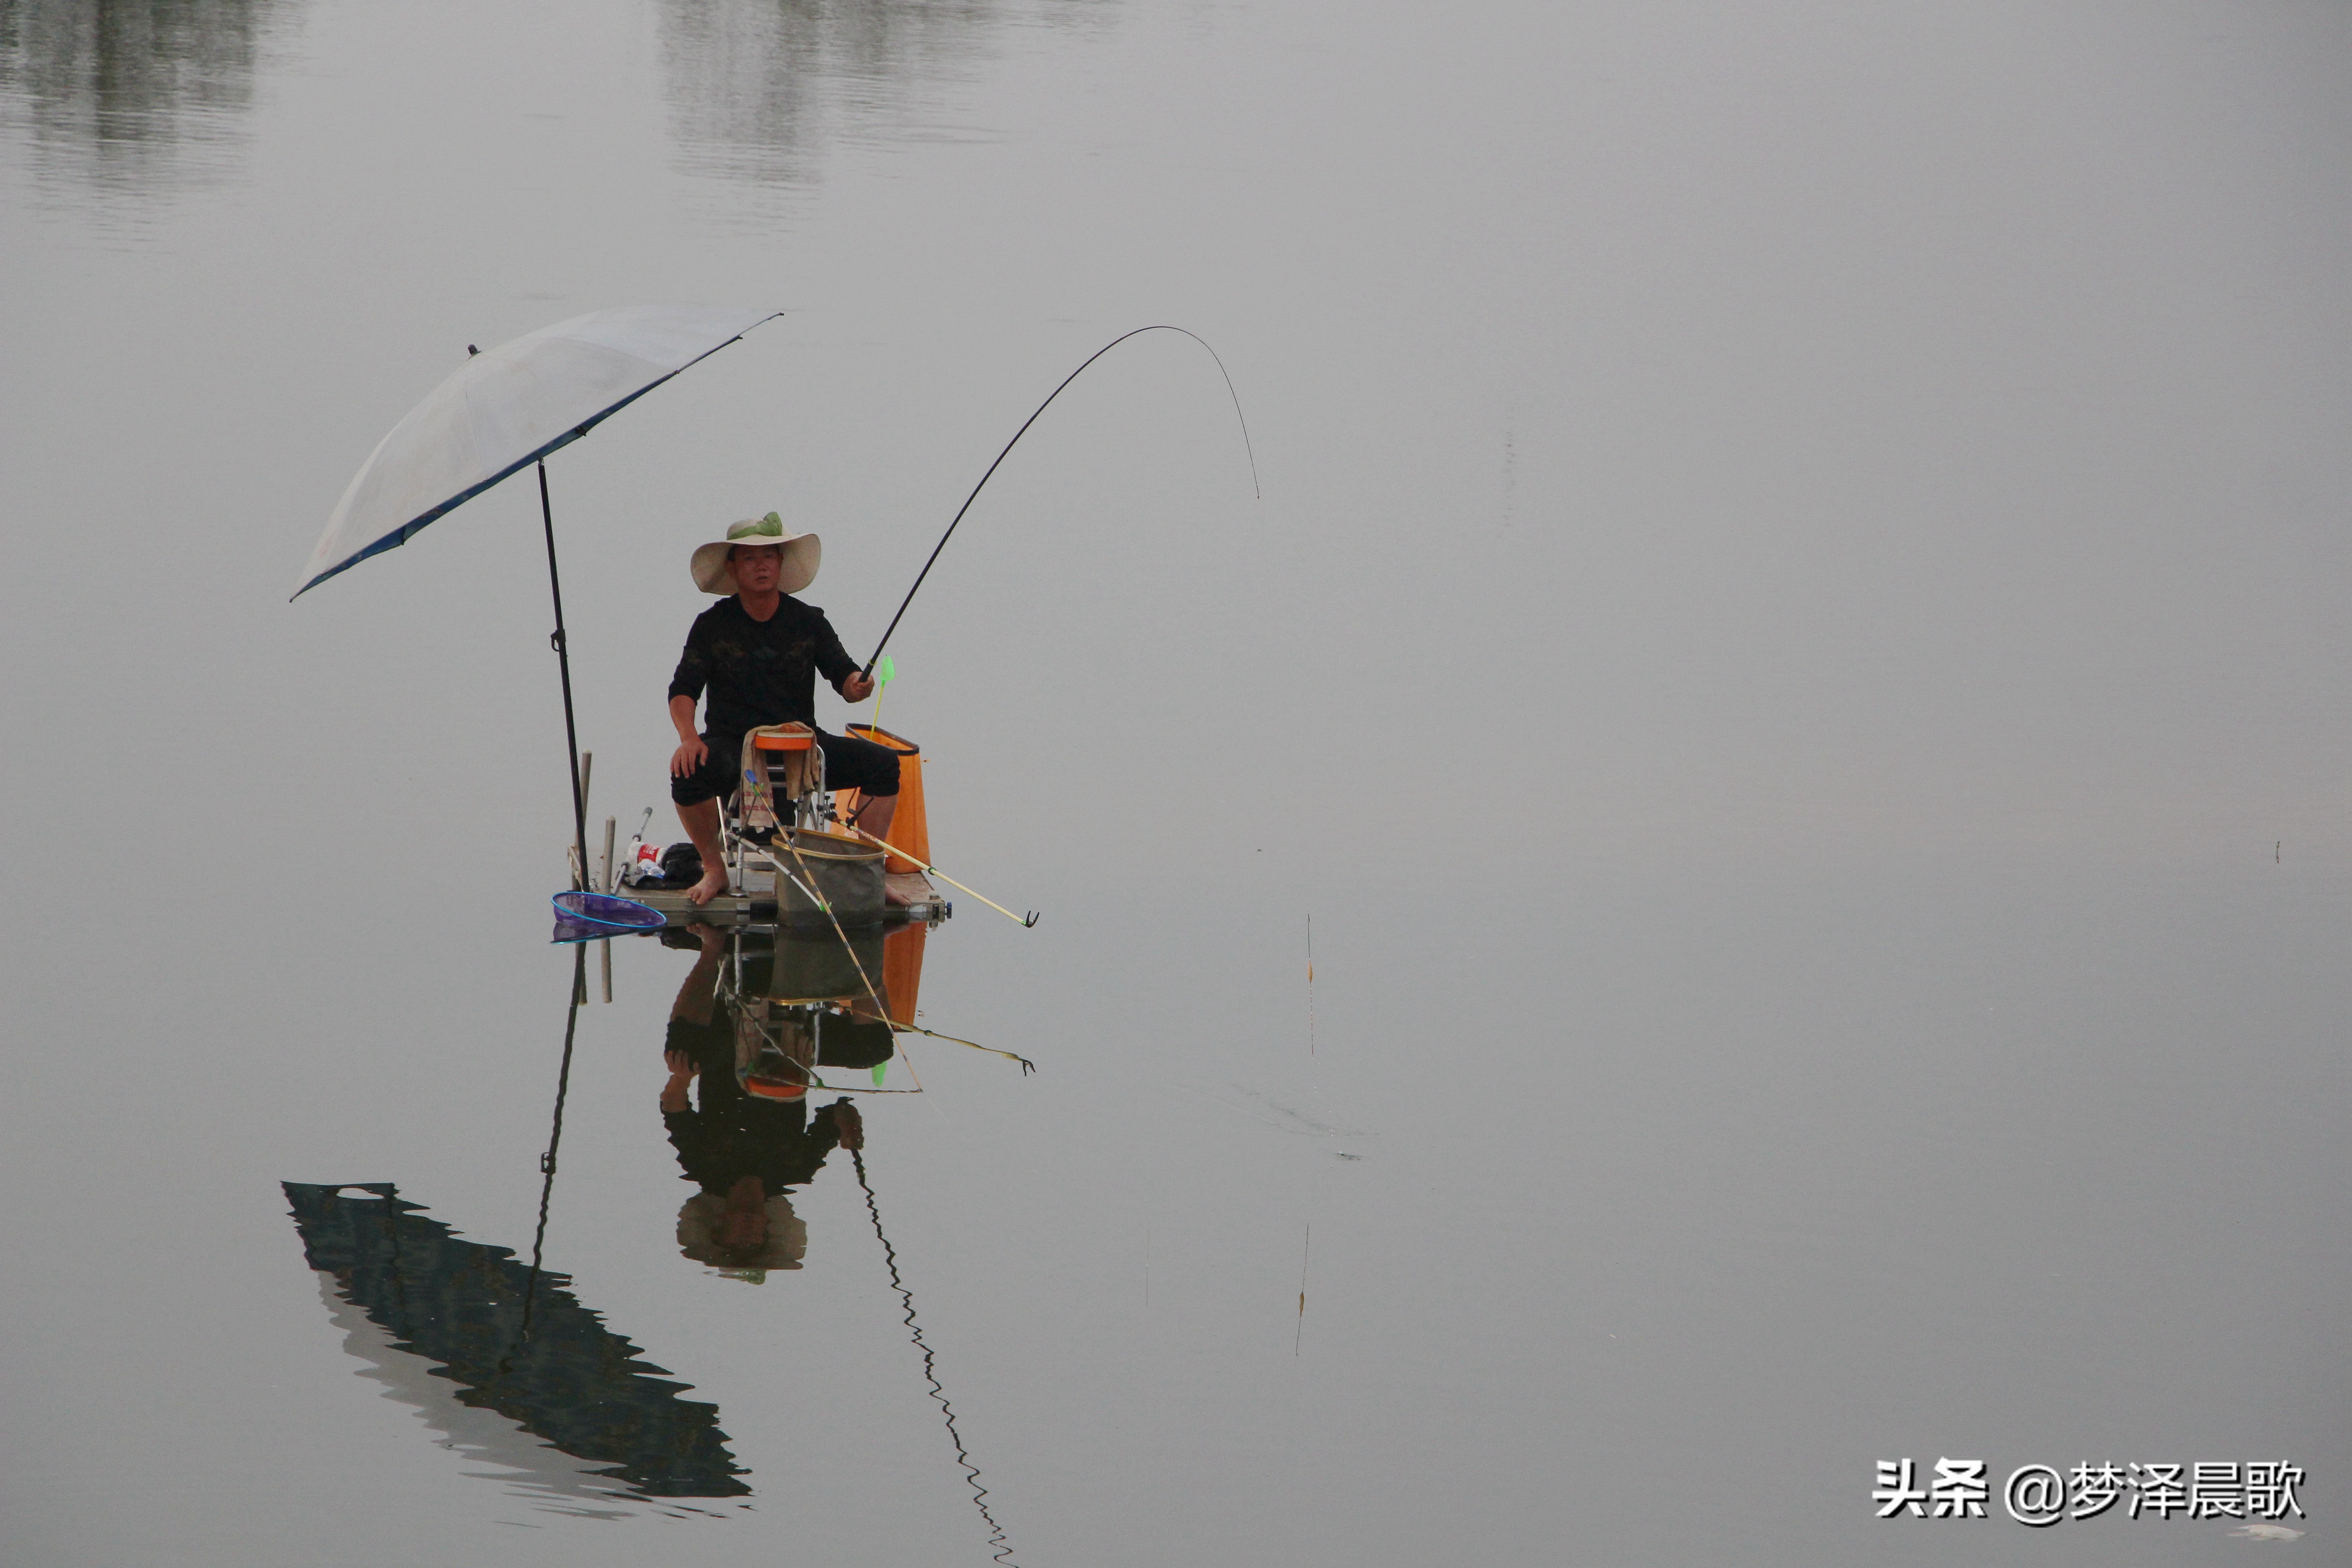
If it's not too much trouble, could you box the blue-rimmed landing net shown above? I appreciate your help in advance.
[551,890,667,943]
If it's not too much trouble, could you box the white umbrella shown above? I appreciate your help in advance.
[292,303,780,877]
[294,303,779,598]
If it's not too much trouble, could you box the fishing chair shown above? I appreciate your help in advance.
[721,723,829,895]
[714,931,897,1102]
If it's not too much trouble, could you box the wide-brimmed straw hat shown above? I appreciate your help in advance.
[675,1191,807,1280]
[691,513,821,596]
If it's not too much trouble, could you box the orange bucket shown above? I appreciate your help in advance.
[839,725,930,874]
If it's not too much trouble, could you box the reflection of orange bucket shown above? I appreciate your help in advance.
[742,1049,813,1101]
[840,725,929,874]
[880,921,928,1027]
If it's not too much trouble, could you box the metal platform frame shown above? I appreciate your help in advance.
[621,871,951,926]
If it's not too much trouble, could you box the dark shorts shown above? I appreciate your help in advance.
[671,729,900,808]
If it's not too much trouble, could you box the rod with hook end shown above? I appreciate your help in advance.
[843,825,1039,928]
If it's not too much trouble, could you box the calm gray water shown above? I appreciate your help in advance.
[5,0,2349,1563]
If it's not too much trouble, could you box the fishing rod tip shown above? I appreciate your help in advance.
[1023,912,1040,928]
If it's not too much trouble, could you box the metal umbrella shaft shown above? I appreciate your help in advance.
[520,942,588,1342]
[539,461,588,886]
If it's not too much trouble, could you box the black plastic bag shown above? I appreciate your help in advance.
[659,842,703,887]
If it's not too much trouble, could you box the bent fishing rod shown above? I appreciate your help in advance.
[861,325,1260,678]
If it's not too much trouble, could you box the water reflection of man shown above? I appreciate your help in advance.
[662,924,862,1282]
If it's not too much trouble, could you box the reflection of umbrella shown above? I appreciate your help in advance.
[283,1181,752,1500]
[307,1271,643,1517]
[291,304,779,872]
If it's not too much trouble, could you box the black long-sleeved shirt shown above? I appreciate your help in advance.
[664,1013,846,1196]
[667,595,857,739]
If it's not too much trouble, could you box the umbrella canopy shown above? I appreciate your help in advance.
[292,303,779,599]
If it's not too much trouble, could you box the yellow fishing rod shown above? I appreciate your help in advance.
[842,823,1039,929]
[767,838,1035,1073]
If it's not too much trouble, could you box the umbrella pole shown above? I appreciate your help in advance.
[538,461,589,888]
[519,943,588,1343]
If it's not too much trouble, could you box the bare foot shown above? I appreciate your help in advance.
[685,869,730,906]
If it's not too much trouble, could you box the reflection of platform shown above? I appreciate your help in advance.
[622,869,951,925]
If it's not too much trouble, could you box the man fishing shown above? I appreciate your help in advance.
[667,513,903,906]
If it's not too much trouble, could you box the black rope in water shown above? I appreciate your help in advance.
[852,1142,1019,1566]
[862,324,1260,676]
[518,945,588,1344]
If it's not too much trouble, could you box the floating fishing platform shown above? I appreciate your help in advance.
[623,869,951,927]
[573,725,961,933]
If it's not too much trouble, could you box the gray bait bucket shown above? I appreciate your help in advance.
[768,828,887,930]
